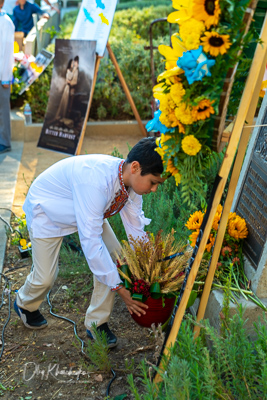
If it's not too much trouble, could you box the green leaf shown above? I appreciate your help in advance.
[114,394,128,400]
[187,290,198,308]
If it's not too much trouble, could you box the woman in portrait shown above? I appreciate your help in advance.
[56,58,74,120]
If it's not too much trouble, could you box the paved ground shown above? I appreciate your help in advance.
[0,131,142,273]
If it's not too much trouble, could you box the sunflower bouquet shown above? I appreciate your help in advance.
[146,0,257,204]
[116,229,207,303]
[185,206,267,310]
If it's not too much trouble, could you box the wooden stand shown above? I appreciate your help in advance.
[76,42,147,155]
[154,11,267,384]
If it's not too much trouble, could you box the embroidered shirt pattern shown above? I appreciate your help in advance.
[104,160,129,219]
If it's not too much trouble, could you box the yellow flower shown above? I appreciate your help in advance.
[170,82,185,105]
[153,82,166,96]
[182,135,202,156]
[155,146,164,158]
[14,41,20,53]
[179,19,205,50]
[185,210,204,230]
[159,111,173,128]
[166,158,180,177]
[168,112,185,132]
[192,0,221,29]
[228,212,237,220]
[20,238,27,247]
[192,99,215,121]
[206,233,215,252]
[30,62,43,74]
[161,133,172,147]
[260,80,267,98]
[158,34,187,70]
[174,172,182,185]
[158,66,183,81]
[168,0,193,24]
[201,31,231,56]
[175,103,195,125]
[212,204,223,230]
[158,93,179,128]
[189,229,200,247]
[227,216,248,240]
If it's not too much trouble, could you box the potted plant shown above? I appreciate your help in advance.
[116,229,207,327]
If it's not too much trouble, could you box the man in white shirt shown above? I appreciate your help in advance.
[0,0,14,154]
[14,137,166,347]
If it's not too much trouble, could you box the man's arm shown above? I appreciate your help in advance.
[31,3,50,19]
[42,0,60,14]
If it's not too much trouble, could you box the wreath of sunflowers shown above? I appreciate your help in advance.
[146,0,257,205]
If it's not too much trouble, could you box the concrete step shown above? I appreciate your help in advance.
[11,110,148,142]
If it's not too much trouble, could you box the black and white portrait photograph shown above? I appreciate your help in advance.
[38,39,96,155]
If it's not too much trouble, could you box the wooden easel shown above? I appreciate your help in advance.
[75,42,147,155]
[154,11,267,384]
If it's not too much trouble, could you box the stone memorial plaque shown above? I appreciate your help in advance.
[234,97,267,270]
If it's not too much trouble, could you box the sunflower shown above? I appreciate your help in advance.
[227,216,248,240]
[166,159,182,185]
[192,0,221,28]
[206,234,215,252]
[181,135,202,156]
[185,210,204,230]
[189,229,200,247]
[212,204,223,230]
[192,99,215,121]
[201,31,231,57]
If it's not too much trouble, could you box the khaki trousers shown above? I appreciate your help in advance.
[17,220,121,329]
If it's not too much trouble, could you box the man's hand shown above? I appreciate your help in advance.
[42,13,50,20]
[2,84,9,88]
[117,286,148,317]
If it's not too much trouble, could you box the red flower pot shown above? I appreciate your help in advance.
[131,296,176,328]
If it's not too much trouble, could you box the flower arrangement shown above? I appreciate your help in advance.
[185,206,267,310]
[116,229,207,302]
[146,0,256,204]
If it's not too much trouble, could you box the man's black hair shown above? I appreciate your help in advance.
[126,137,163,176]
[74,55,79,62]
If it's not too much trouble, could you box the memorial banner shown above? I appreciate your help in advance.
[71,0,117,57]
[37,39,96,155]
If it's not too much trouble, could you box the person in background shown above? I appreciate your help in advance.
[13,0,50,36]
[0,0,14,155]
[3,0,59,19]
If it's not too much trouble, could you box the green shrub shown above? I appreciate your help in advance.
[128,307,267,399]
[116,1,171,11]
[91,5,173,120]
[112,5,173,39]
[12,5,172,122]
[24,63,53,122]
